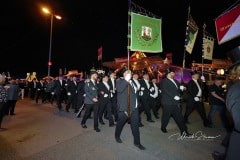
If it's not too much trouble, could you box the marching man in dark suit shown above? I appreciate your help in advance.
[160,68,190,136]
[115,66,145,150]
[53,75,67,111]
[139,73,155,122]
[81,68,100,132]
[98,74,114,127]
[65,75,78,112]
[183,70,211,128]
[108,72,118,122]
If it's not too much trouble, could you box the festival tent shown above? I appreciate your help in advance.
[102,51,169,78]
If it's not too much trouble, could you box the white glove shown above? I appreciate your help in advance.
[104,94,108,97]
[180,85,185,91]
[194,97,200,101]
[51,92,55,95]
[150,87,154,92]
[174,96,180,100]
[67,92,71,96]
[150,94,156,98]
[125,73,131,81]
[201,76,205,82]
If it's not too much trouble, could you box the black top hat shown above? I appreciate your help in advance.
[165,68,174,75]
[132,70,139,75]
[190,70,199,75]
[120,66,129,75]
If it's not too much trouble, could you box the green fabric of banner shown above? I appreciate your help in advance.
[185,15,198,54]
[130,12,162,53]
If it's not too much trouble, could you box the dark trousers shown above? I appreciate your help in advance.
[56,93,64,110]
[149,97,159,117]
[0,102,6,128]
[139,98,152,121]
[184,100,209,126]
[161,104,187,133]
[115,108,140,145]
[81,103,99,129]
[30,88,36,100]
[225,130,240,160]
[6,100,17,115]
[208,104,228,127]
[98,100,114,125]
[110,96,118,121]
[76,94,84,111]
[66,94,77,111]
[35,91,44,103]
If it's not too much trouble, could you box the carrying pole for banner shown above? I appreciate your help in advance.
[202,23,206,78]
[127,0,131,117]
[182,4,191,82]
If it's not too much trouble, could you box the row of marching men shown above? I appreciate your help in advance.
[26,67,217,135]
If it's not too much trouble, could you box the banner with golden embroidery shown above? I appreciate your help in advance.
[130,12,162,53]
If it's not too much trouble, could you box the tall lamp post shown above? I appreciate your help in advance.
[42,7,62,77]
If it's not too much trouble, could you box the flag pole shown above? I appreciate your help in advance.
[127,0,131,117]
[202,23,206,78]
[182,4,191,83]
[101,50,103,69]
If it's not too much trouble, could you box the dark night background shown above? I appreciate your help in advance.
[1,0,239,78]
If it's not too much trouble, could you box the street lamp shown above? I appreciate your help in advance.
[42,7,62,76]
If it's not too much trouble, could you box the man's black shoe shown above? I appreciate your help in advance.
[181,131,193,137]
[115,137,122,143]
[155,115,160,119]
[161,128,167,133]
[134,144,146,150]
[94,128,100,132]
[81,124,87,128]
[109,124,115,127]
[139,123,144,127]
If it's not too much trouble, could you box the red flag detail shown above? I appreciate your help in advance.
[98,46,102,61]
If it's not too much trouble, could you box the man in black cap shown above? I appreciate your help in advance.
[207,76,228,128]
[81,68,101,132]
[183,70,212,128]
[115,66,145,150]
[160,68,190,135]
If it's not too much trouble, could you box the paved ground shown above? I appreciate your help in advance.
[0,98,226,160]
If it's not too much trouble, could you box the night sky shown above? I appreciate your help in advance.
[1,0,239,78]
